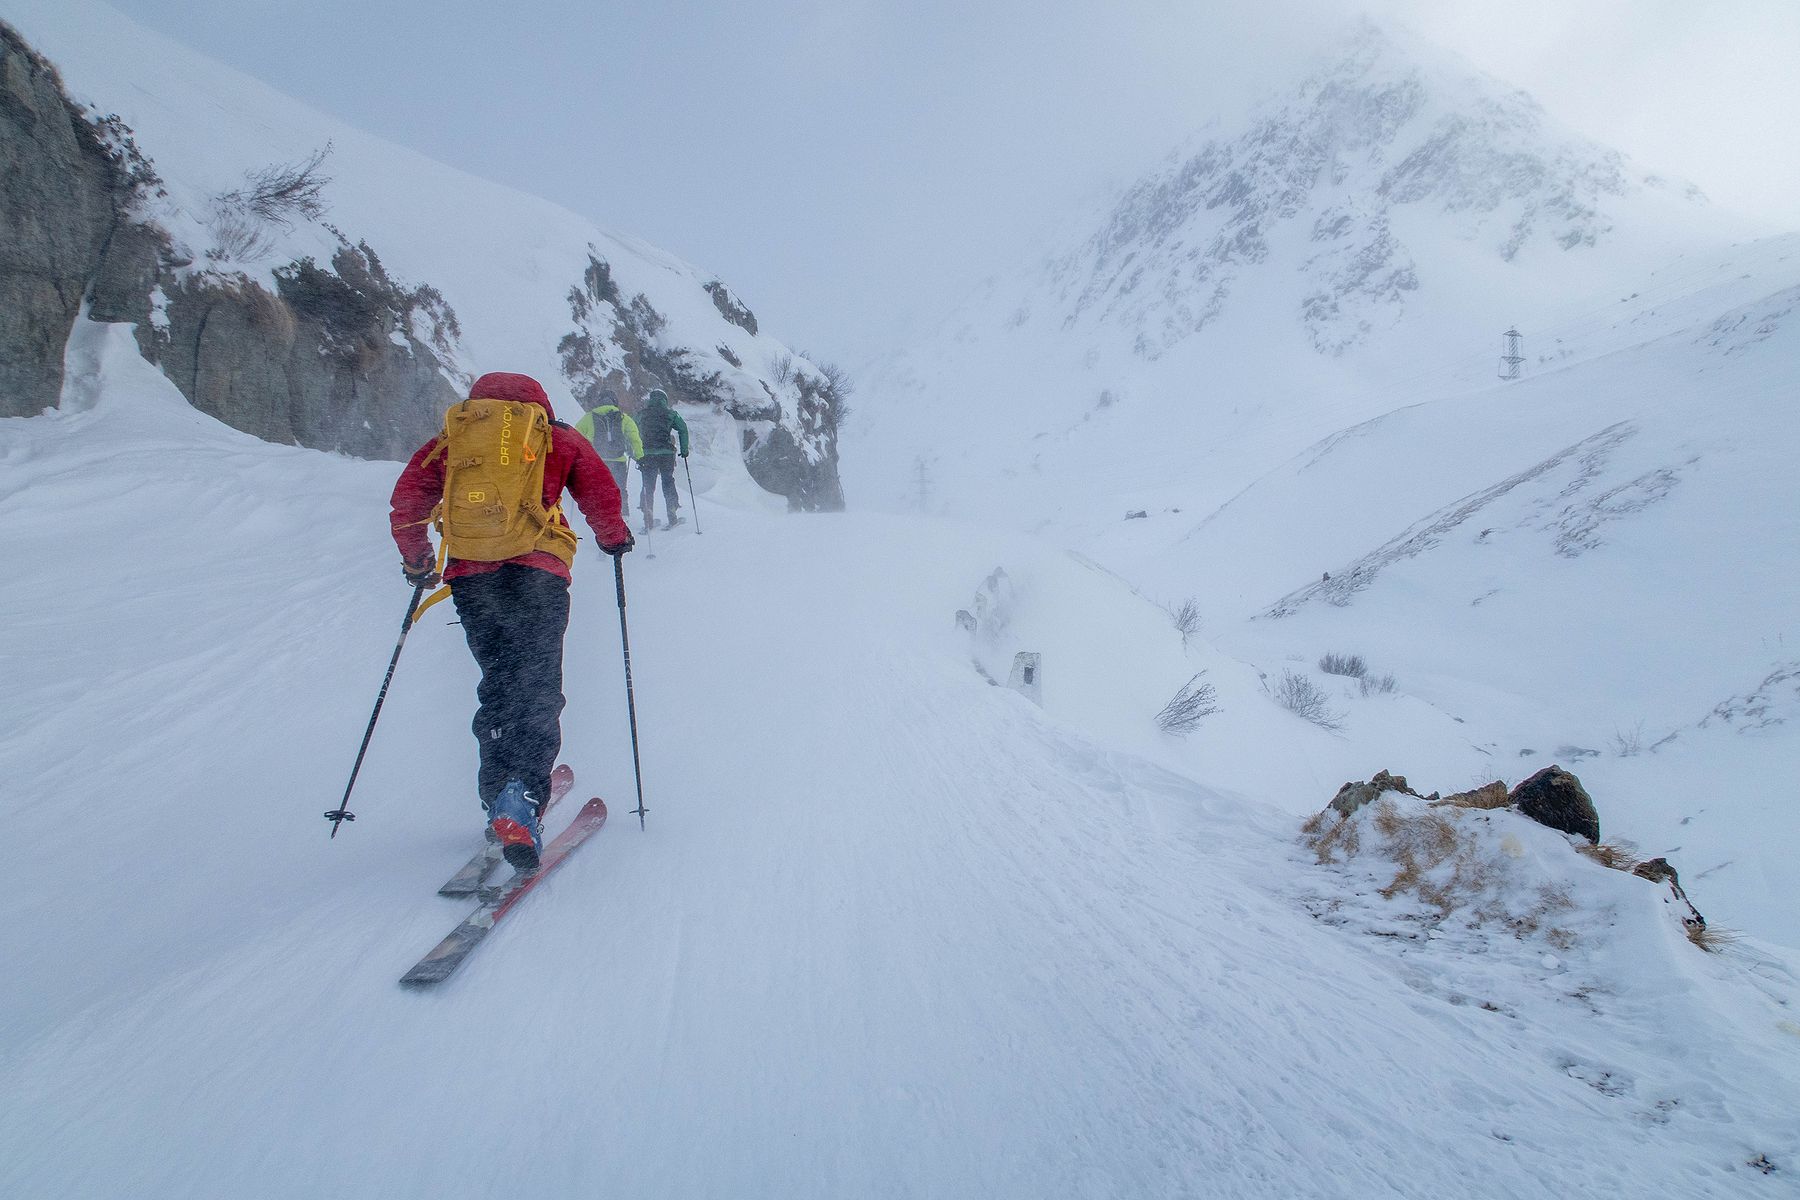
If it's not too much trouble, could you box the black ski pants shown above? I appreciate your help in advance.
[604,458,630,516]
[449,564,571,812]
[639,455,680,519]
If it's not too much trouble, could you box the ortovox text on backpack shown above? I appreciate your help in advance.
[430,398,578,566]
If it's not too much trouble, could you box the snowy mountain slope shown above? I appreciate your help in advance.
[3,0,842,501]
[3,321,1798,1197]
[848,21,1765,523]
[841,16,1800,951]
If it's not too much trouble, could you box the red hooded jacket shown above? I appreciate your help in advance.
[390,372,633,582]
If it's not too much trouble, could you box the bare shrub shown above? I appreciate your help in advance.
[1168,598,1202,646]
[804,355,853,431]
[1611,721,1646,757]
[1274,670,1343,731]
[208,145,332,263]
[215,144,332,226]
[208,208,277,262]
[1318,652,1366,678]
[769,352,795,386]
[1156,672,1220,736]
[1359,672,1397,697]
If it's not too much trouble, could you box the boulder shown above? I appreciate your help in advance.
[1510,765,1599,842]
[1328,768,1416,818]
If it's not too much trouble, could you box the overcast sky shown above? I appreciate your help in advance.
[87,0,1800,362]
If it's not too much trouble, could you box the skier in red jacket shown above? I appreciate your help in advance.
[389,371,633,867]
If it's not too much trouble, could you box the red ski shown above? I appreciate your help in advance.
[401,796,608,988]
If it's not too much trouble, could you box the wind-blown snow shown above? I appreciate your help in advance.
[4,8,1799,1196]
[2,315,1797,1198]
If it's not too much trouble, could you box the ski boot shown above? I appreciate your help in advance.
[666,513,684,530]
[488,779,542,871]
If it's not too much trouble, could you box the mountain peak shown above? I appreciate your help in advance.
[1049,18,1713,360]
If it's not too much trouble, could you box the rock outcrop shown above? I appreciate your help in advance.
[2,21,464,458]
[1632,857,1706,933]
[558,251,846,511]
[144,243,462,459]
[1510,765,1600,843]
[1328,768,1419,818]
[0,23,161,416]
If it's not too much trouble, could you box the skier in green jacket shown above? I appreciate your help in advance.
[634,388,690,532]
[574,390,643,516]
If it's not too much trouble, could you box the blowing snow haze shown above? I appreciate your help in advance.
[3,0,1799,1196]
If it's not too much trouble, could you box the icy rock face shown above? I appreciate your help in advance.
[559,252,846,510]
[0,23,159,416]
[0,22,461,456]
[1510,765,1600,843]
[145,243,463,460]
[1048,23,1670,360]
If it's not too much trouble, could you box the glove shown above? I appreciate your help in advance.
[603,534,635,558]
[680,450,689,459]
[403,558,440,588]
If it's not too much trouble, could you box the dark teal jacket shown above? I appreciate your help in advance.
[636,389,689,459]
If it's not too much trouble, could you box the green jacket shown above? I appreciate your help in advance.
[636,389,690,459]
[575,404,644,465]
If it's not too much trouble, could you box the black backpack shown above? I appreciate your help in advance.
[594,408,628,458]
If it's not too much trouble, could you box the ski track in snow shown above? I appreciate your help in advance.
[2,358,1797,1197]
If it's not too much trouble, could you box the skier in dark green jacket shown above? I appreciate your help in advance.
[635,388,689,532]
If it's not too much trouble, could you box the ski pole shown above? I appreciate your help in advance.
[326,580,428,837]
[682,457,702,535]
[613,554,649,830]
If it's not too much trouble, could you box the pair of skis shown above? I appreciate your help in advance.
[400,765,607,988]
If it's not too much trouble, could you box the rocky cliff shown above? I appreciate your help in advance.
[2,15,846,507]
[0,20,460,457]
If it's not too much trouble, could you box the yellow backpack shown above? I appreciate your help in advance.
[430,397,579,566]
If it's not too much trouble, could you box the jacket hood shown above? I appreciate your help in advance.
[469,371,554,418]
[646,388,671,409]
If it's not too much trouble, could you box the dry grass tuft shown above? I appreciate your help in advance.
[1687,924,1739,953]
[1370,801,1482,910]
[1435,782,1511,811]
[1301,809,1362,864]
[1575,840,1642,872]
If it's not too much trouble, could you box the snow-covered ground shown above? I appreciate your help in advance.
[3,316,1797,1198]
[5,4,1799,1195]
